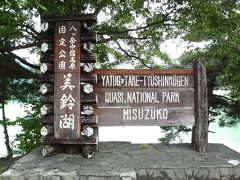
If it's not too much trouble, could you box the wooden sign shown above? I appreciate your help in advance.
[40,14,208,155]
[54,21,81,139]
[93,69,195,126]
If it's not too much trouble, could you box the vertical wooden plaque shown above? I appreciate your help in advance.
[54,21,81,139]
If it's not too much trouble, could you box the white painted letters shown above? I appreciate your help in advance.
[122,108,168,121]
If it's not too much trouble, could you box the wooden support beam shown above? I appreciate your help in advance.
[42,134,98,145]
[81,53,96,63]
[81,33,97,43]
[42,14,97,23]
[192,58,208,153]
[40,54,54,63]
[41,114,98,124]
[40,74,54,83]
[40,94,96,103]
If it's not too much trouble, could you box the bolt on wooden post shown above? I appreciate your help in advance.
[39,19,55,156]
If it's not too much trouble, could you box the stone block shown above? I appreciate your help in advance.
[120,171,136,180]
[0,176,10,180]
[88,176,107,180]
[106,176,120,180]
[233,167,240,179]
[185,168,194,177]
[79,176,88,180]
[62,175,79,180]
[28,175,40,180]
[47,175,61,180]
[1,143,240,180]
[208,168,220,179]
[8,175,24,180]
[219,167,229,177]
[196,168,208,179]
[174,169,186,180]
[135,169,147,180]
[165,169,177,179]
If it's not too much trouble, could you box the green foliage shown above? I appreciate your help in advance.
[0,165,8,174]
[159,126,192,144]
[11,79,41,155]
[176,0,240,131]
[0,78,41,156]
[13,101,41,155]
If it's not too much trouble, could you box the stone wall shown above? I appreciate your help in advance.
[1,142,240,180]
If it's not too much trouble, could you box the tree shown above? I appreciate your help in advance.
[0,0,40,70]
[177,0,240,126]
[0,0,240,147]
[0,53,35,157]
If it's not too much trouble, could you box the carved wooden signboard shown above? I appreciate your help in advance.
[93,69,195,126]
[40,14,208,157]
[40,14,98,158]
[54,21,81,139]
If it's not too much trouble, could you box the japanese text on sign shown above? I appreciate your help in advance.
[54,21,81,139]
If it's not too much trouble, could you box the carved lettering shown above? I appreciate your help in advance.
[143,75,189,87]
[100,75,190,87]
[162,92,180,103]
[101,75,140,87]
[123,108,168,121]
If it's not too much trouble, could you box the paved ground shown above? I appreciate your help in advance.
[1,142,240,179]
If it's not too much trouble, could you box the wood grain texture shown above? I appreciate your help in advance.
[40,95,54,103]
[192,58,208,153]
[40,54,54,63]
[81,53,96,63]
[42,14,97,23]
[40,74,96,83]
[40,94,96,103]
[41,114,97,124]
[96,107,194,126]
[40,74,54,83]
[54,21,81,139]
[81,74,97,83]
[40,34,54,42]
[95,74,194,88]
[95,87,194,107]
[43,134,98,145]
[81,33,96,43]
[92,69,195,127]
[93,69,193,75]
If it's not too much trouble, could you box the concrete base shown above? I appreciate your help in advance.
[1,142,240,180]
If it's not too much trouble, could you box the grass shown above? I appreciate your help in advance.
[0,164,9,174]
[0,156,21,175]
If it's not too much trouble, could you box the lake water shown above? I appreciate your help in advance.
[0,103,240,156]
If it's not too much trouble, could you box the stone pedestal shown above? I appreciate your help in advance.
[1,142,240,180]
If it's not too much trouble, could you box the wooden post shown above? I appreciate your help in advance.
[192,58,208,153]
[40,15,98,157]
